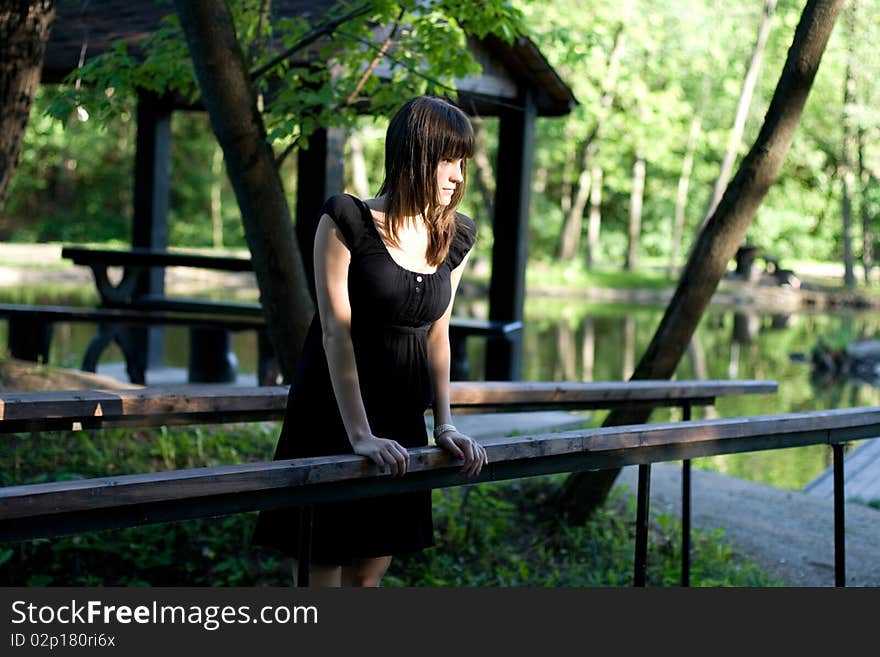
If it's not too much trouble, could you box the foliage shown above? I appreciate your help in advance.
[388,477,779,586]
[2,89,135,242]
[43,1,523,151]
[5,1,880,282]
[0,426,779,587]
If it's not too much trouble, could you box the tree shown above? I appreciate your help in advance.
[839,1,856,288]
[558,0,846,520]
[697,0,777,232]
[556,23,624,264]
[173,0,314,380]
[0,0,55,213]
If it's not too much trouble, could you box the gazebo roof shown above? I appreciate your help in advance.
[42,0,577,117]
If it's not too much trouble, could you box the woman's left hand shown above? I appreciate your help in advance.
[435,430,488,477]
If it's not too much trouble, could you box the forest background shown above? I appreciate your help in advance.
[4,0,879,292]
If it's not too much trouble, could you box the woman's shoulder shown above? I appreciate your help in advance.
[453,211,477,248]
[319,193,371,247]
[447,211,477,268]
[320,193,366,221]
[454,211,477,235]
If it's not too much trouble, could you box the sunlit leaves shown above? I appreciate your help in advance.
[40,0,525,157]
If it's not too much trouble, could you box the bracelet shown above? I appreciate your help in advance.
[433,423,458,439]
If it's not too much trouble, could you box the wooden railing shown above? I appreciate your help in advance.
[4,379,837,587]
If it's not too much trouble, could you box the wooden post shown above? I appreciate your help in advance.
[487,92,536,380]
[132,89,172,371]
[295,126,347,303]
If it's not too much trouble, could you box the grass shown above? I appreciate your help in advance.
[387,476,780,587]
[524,260,677,292]
[0,424,783,587]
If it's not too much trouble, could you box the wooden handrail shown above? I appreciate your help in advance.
[2,404,877,542]
[0,380,778,431]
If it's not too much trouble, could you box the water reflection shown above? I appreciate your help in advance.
[517,299,880,490]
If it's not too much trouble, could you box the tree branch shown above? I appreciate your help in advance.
[333,28,460,96]
[343,9,404,107]
[274,139,297,168]
[249,2,373,80]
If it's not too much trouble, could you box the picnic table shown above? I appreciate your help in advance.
[57,246,522,384]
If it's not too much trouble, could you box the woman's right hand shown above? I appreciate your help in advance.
[352,435,410,476]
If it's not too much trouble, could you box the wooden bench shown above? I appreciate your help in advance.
[0,303,275,386]
[734,244,799,287]
[0,379,778,586]
[60,246,268,384]
[60,245,523,382]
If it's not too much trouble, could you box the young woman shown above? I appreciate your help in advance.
[251,95,488,587]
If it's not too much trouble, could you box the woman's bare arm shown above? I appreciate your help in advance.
[427,250,487,476]
[314,214,409,475]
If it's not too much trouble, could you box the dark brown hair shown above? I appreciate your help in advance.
[378,95,474,267]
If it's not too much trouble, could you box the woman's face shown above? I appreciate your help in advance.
[436,157,464,205]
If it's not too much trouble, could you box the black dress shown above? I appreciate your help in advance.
[251,193,476,565]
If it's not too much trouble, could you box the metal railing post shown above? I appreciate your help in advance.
[832,443,845,587]
[296,505,314,587]
[633,463,651,586]
[681,401,692,587]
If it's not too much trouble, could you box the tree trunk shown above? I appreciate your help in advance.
[557,154,591,260]
[471,117,496,220]
[585,165,603,270]
[211,144,224,248]
[625,153,645,271]
[669,113,702,278]
[859,128,873,285]
[348,128,371,200]
[558,0,845,522]
[0,0,55,213]
[174,0,314,380]
[533,163,548,195]
[840,4,856,288]
[698,0,777,231]
[559,123,575,216]
[556,25,624,261]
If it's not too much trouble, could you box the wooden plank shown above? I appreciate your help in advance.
[0,303,265,330]
[61,246,253,272]
[0,386,287,423]
[3,406,880,524]
[447,379,778,407]
[0,380,776,427]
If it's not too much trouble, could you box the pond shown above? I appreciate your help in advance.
[3,284,877,492]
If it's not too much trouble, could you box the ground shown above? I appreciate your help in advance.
[0,357,141,392]
[616,462,880,587]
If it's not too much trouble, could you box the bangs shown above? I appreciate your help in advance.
[433,110,475,160]
[410,98,475,163]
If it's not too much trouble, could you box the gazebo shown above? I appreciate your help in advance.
[40,0,577,379]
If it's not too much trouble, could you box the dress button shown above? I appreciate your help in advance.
[415,286,421,292]
[416,275,423,282]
